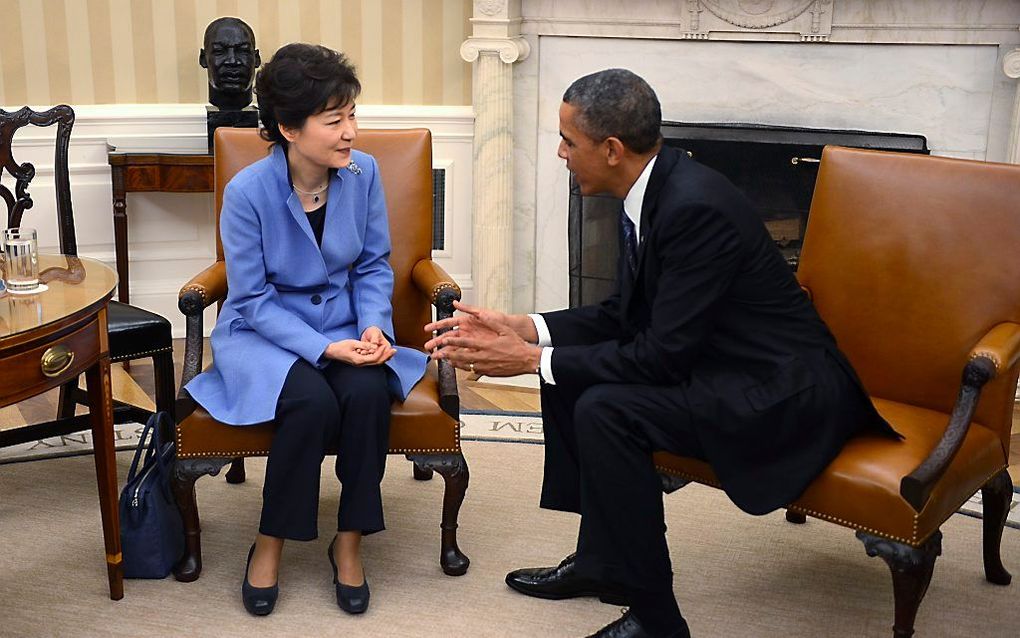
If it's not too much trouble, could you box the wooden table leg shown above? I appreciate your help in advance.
[111,165,130,306]
[86,355,124,600]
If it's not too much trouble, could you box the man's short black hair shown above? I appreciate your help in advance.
[255,43,361,146]
[562,69,662,154]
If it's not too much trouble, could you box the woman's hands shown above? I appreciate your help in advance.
[324,326,395,366]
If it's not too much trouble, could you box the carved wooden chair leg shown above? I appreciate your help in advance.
[225,457,247,484]
[152,350,177,421]
[980,469,1013,585]
[57,378,79,419]
[785,510,807,524]
[172,457,231,582]
[410,452,470,576]
[857,530,942,638]
[411,457,435,481]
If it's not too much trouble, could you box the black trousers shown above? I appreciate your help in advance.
[539,380,705,595]
[259,359,391,541]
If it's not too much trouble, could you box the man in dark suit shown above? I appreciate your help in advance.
[424,69,891,638]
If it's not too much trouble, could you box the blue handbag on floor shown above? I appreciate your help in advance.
[119,411,184,579]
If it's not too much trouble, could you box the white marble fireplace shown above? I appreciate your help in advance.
[459,0,1020,313]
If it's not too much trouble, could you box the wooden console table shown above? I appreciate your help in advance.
[107,153,213,305]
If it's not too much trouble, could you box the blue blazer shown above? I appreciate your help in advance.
[186,145,427,425]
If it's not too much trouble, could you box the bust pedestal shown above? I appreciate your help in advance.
[206,106,259,152]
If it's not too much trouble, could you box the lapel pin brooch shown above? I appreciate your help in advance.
[346,161,362,175]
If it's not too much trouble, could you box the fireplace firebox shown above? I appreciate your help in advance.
[568,123,928,307]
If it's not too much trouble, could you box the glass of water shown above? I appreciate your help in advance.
[3,227,40,292]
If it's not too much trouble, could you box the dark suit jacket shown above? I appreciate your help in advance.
[542,145,894,515]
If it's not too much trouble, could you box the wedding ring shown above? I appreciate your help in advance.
[469,362,475,373]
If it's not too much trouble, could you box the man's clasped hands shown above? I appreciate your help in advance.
[423,301,542,377]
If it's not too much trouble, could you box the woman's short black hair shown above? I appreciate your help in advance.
[255,43,361,146]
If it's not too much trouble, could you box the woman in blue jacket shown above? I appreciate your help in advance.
[185,43,426,616]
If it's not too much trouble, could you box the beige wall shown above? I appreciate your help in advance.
[0,0,473,106]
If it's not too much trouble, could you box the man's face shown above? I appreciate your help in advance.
[557,101,609,196]
[203,22,257,92]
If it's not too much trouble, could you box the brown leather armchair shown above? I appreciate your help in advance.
[654,146,1019,637]
[171,127,469,582]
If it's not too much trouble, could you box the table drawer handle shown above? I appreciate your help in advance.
[41,345,75,378]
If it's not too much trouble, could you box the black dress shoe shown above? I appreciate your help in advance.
[505,552,628,605]
[585,610,690,638]
[327,536,371,614]
[242,544,279,616]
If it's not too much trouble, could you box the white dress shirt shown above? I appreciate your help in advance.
[530,154,659,384]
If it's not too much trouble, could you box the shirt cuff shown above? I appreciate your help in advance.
[529,313,553,347]
[539,346,556,385]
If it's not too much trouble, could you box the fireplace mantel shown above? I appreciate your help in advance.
[477,0,1020,312]
[517,0,1019,45]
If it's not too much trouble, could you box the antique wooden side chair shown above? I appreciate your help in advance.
[0,105,175,436]
[654,146,1019,637]
[172,126,469,582]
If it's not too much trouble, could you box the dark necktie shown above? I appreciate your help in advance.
[620,208,638,280]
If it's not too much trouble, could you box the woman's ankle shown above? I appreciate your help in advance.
[334,531,365,586]
[249,534,284,586]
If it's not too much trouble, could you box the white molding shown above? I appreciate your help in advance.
[2,104,476,150]
[18,163,110,176]
[3,103,474,122]
[517,0,1020,47]
[461,37,531,63]
[5,103,475,336]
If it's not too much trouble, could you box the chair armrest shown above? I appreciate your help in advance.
[411,259,461,318]
[899,322,1020,512]
[176,261,226,390]
[968,321,1020,375]
[178,261,227,316]
[411,259,461,418]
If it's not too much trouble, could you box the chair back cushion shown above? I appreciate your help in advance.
[798,146,1020,442]
[213,127,433,349]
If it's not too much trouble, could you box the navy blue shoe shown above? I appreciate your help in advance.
[242,544,279,616]
[327,536,371,614]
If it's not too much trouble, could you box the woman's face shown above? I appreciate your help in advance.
[280,99,358,170]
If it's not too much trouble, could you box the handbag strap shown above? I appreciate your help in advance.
[152,412,178,502]
[151,411,175,475]
[125,415,157,483]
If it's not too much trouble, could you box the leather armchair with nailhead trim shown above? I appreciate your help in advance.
[171,127,469,582]
[653,146,1020,637]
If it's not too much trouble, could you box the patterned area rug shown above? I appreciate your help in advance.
[4,411,1017,530]
[460,409,543,444]
[461,409,1020,529]
[0,422,147,464]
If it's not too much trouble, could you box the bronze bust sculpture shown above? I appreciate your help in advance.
[199,17,260,151]
[199,17,261,110]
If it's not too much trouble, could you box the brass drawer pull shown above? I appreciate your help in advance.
[41,345,75,378]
